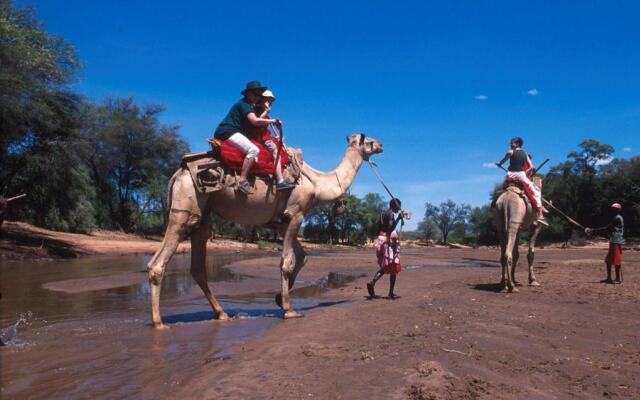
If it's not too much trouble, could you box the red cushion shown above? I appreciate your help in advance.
[218,129,289,175]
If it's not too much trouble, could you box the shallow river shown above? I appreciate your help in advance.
[0,251,346,399]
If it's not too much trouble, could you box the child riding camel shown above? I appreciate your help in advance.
[586,203,625,284]
[496,137,548,226]
[253,90,294,191]
[367,198,406,299]
[211,81,283,194]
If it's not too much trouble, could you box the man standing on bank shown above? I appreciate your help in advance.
[586,203,625,284]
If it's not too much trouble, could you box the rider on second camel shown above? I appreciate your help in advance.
[211,81,284,194]
[496,137,548,226]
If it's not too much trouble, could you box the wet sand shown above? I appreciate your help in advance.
[177,247,640,400]
[2,246,639,399]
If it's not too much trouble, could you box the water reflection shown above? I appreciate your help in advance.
[0,250,358,399]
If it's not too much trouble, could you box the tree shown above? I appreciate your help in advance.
[422,200,471,244]
[467,205,496,245]
[1,1,95,230]
[83,98,189,232]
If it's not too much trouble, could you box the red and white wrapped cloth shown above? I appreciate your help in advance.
[375,231,402,275]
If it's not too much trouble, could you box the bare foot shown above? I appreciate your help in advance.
[216,312,230,321]
[284,310,304,319]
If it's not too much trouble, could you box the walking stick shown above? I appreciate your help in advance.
[541,198,586,230]
[271,124,284,176]
[6,194,27,202]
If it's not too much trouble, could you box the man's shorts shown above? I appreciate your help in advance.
[605,243,622,266]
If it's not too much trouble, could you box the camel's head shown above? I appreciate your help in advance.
[346,133,383,160]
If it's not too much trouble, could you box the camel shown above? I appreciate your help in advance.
[146,133,383,328]
[494,177,544,293]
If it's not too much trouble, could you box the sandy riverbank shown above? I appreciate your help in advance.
[0,221,259,260]
[173,247,640,399]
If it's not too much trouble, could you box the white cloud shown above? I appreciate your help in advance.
[623,147,632,152]
[595,156,613,166]
[482,162,497,168]
[527,88,539,96]
[474,95,488,101]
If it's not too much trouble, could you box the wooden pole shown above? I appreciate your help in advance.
[6,194,27,202]
[542,198,586,230]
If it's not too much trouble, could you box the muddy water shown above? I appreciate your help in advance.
[0,251,345,399]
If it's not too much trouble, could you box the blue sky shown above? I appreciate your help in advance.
[22,0,639,229]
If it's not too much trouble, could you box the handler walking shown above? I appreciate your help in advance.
[586,203,625,284]
[367,198,405,299]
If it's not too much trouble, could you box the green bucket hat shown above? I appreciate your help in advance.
[241,81,268,95]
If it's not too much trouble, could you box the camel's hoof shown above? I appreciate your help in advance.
[217,312,230,321]
[284,310,304,319]
[153,323,170,331]
[510,287,520,293]
[528,281,541,287]
[275,294,283,309]
[500,286,509,293]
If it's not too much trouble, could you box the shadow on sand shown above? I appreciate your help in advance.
[471,282,505,293]
[163,300,350,324]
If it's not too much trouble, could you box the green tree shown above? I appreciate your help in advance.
[83,98,189,232]
[467,205,496,245]
[1,1,95,230]
[422,200,471,244]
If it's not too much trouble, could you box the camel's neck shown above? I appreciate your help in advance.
[305,147,364,204]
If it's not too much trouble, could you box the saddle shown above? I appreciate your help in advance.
[181,139,304,194]
[491,179,532,209]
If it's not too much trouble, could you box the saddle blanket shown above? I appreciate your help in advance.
[219,134,290,175]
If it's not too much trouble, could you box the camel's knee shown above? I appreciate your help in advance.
[148,264,165,285]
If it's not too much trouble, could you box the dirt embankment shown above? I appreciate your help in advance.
[0,221,258,261]
[177,247,640,400]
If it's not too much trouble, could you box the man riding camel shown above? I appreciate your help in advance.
[496,137,548,226]
[586,203,625,284]
[210,81,286,194]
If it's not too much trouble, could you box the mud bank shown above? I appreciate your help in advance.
[0,221,260,260]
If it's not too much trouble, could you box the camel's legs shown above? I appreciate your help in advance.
[527,225,542,286]
[148,211,194,328]
[277,215,304,319]
[503,224,519,293]
[289,237,308,287]
[274,235,308,309]
[190,218,229,321]
[498,227,508,288]
[512,232,520,286]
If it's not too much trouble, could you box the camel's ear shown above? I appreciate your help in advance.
[359,133,365,145]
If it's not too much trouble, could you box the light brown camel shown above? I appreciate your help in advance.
[146,133,383,328]
[494,178,544,293]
